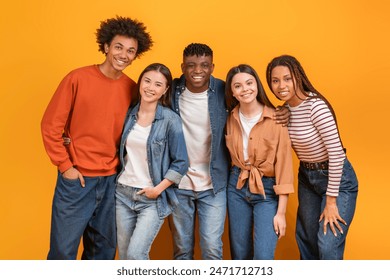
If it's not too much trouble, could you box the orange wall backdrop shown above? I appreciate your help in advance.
[1,0,389,260]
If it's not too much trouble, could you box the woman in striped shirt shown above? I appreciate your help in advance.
[266,55,358,260]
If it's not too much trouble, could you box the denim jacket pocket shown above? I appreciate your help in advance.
[151,138,166,156]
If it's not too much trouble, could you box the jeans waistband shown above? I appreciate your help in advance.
[300,160,329,170]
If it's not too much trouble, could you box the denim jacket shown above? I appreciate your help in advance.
[171,75,230,193]
[117,103,189,218]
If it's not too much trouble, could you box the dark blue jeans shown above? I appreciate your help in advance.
[47,172,117,260]
[296,158,358,260]
[227,166,279,260]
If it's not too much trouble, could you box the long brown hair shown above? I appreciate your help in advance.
[225,64,275,112]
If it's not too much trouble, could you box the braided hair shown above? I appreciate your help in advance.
[266,54,345,150]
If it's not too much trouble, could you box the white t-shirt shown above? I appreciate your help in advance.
[178,88,212,191]
[117,123,154,188]
[239,110,262,161]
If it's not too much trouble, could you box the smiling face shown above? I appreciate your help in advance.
[101,35,138,79]
[139,70,169,104]
[181,54,214,93]
[231,72,258,105]
[270,65,303,106]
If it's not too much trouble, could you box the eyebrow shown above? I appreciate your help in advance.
[114,42,137,51]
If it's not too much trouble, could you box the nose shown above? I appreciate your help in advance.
[242,84,250,92]
[278,80,286,89]
[147,83,156,91]
[194,65,203,73]
[119,49,128,58]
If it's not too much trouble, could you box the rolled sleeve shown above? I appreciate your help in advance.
[273,183,295,195]
[164,169,184,185]
[274,125,295,194]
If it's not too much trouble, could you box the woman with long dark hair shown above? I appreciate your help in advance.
[266,55,358,259]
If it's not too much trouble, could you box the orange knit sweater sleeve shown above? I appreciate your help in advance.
[41,70,77,173]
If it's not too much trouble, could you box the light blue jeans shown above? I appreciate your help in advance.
[227,166,279,260]
[115,184,164,260]
[296,158,358,260]
[168,188,226,259]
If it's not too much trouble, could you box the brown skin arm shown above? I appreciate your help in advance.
[273,106,290,126]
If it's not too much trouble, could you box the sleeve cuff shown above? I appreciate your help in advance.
[273,183,295,195]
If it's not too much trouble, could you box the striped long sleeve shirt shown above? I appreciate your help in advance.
[287,94,345,196]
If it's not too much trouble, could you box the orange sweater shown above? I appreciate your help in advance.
[41,65,136,176]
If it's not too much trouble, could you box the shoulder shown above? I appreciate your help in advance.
[161,106,180,120]
[264,105,276,116]
[308,97,330,114]
[120,73,136,86]
[210,75,226,88]
[173,76,185,87]
[67,65,96,76]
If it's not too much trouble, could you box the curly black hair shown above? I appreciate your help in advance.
[96,16,153,58]
[183,43,213,58]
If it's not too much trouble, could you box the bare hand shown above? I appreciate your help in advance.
[136,187,161,199]
[319,196,347,236]
[273,106,290,126]
[62,167,85,187]
[273,213,287,239]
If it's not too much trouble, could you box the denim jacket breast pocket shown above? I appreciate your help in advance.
[151,137,167,158]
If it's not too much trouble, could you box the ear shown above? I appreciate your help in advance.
[180,63,185,74]
[163,86,169,95]
[104,43,109,53]
[210,63,215,74]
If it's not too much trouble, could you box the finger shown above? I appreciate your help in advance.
[335,222,344,235]
[339,217,347,226]
[136,190,144,195]
[79,174,85,188]
[279,227,286,238]
[275,229,280,239]
[274,225,279,237]
[329,223,337,237]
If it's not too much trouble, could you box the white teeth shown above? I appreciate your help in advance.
[279,91,289,97]
[144,91,155,97]
[115,58,127,65]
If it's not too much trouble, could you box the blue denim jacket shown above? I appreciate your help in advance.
[117,103,189,218]
[171,75,230,193]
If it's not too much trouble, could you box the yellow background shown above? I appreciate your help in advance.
[1,0,389,260]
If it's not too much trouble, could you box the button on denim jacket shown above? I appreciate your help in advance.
[171,75,230,193]
[117,103,189,219]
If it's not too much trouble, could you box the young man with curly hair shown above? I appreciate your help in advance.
[41,16,153,260]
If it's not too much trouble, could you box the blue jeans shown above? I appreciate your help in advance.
[47,172,117,260]
[296,158,358,260]
[115,184,164,260]
[227,166,279,260]
[168,188,227,259]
